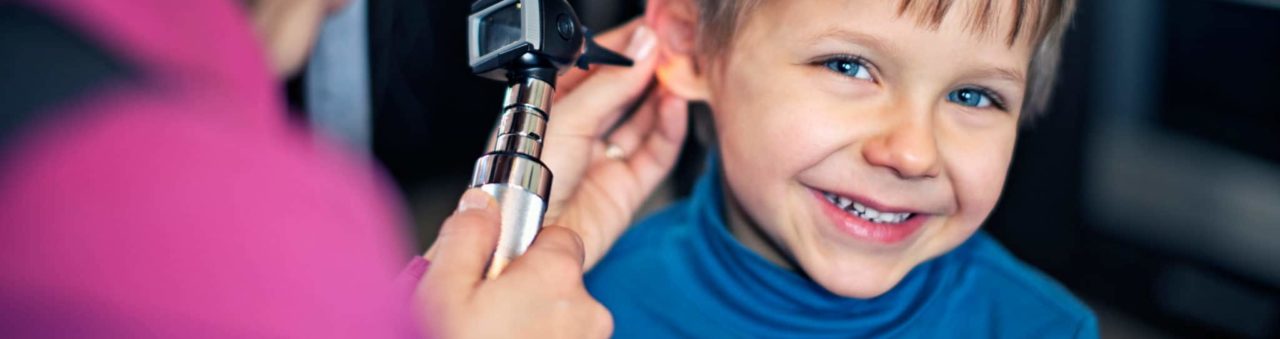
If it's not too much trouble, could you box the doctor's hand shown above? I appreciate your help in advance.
[416,189,612,339]
[540,19,690,271]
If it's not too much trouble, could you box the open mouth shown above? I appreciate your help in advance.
[811,188,927,244]
[820,191,914,224]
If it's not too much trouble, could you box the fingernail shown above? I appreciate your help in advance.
[626,25,656,60]
[456,189,493,214]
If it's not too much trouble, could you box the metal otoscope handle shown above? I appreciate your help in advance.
[470,77,555,279]
[466,0,631,279]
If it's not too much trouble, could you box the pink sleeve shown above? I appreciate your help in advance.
[398,257,432,294]
[0,1,426,337]
[0,92,422,339]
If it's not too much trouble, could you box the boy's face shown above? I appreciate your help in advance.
[706,0,1036,298]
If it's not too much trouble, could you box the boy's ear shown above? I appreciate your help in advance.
[645,0,712,101]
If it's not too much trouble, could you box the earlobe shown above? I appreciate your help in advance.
[656,50,712,101]
[645,0,712,101]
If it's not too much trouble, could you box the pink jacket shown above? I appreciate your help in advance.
[0,0,424,337]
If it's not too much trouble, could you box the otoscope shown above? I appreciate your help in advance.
[467,0,633,279]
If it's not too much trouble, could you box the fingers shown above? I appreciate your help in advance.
[540,21,661,209]
[549,23,659,140]
[600,90,663,161]
[571,96,688,271]
[557,18,645,96]
[623,96,690,204]
[501,225,611,337]
[589,97,688,224]
[419,189,500,301]
[500,225,586,287]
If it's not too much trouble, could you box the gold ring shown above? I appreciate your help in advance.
[605,143,626,160]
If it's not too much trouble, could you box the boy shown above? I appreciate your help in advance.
[583,0,1097,337]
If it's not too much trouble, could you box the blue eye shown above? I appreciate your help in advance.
[822,58,873,80]
[947,88,1000,109]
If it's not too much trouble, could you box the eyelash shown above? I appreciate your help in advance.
[954,87,1009,111]
[811,54,1010,112]
[812,54,877,82]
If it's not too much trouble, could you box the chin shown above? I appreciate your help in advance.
[799,253,913,299]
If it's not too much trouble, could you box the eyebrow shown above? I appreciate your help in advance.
[985,66,1026,83]
[808,29,899,56]
[809,28,1027,84]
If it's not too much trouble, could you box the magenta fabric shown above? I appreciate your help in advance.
[0,0,424,337]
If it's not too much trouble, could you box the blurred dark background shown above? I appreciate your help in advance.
[311,0,1280,337]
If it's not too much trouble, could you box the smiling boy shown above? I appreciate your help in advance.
[583,0,1095,337]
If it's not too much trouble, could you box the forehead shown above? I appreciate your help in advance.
[744,0,1043,49]
[727,0,1036,86]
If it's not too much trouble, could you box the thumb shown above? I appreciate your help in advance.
[500,226,587,286]
[419,189,500,300]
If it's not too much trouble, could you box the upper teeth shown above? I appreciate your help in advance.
[822,191,913,224]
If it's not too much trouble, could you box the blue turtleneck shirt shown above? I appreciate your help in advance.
[584,162,1098,338]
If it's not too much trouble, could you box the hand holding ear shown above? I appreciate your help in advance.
[539,19,690,271]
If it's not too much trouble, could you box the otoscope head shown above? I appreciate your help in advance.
[468,0,632,85]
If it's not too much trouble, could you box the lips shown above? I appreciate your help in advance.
[810,189,927,244]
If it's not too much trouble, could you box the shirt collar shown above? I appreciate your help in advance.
[666,153,951,333]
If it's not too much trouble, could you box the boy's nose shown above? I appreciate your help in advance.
[862,117,942,180]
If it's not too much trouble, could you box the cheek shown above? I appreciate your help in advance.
[708,54,839,225]
[944,131,1017,227]
[710,56,839,180]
